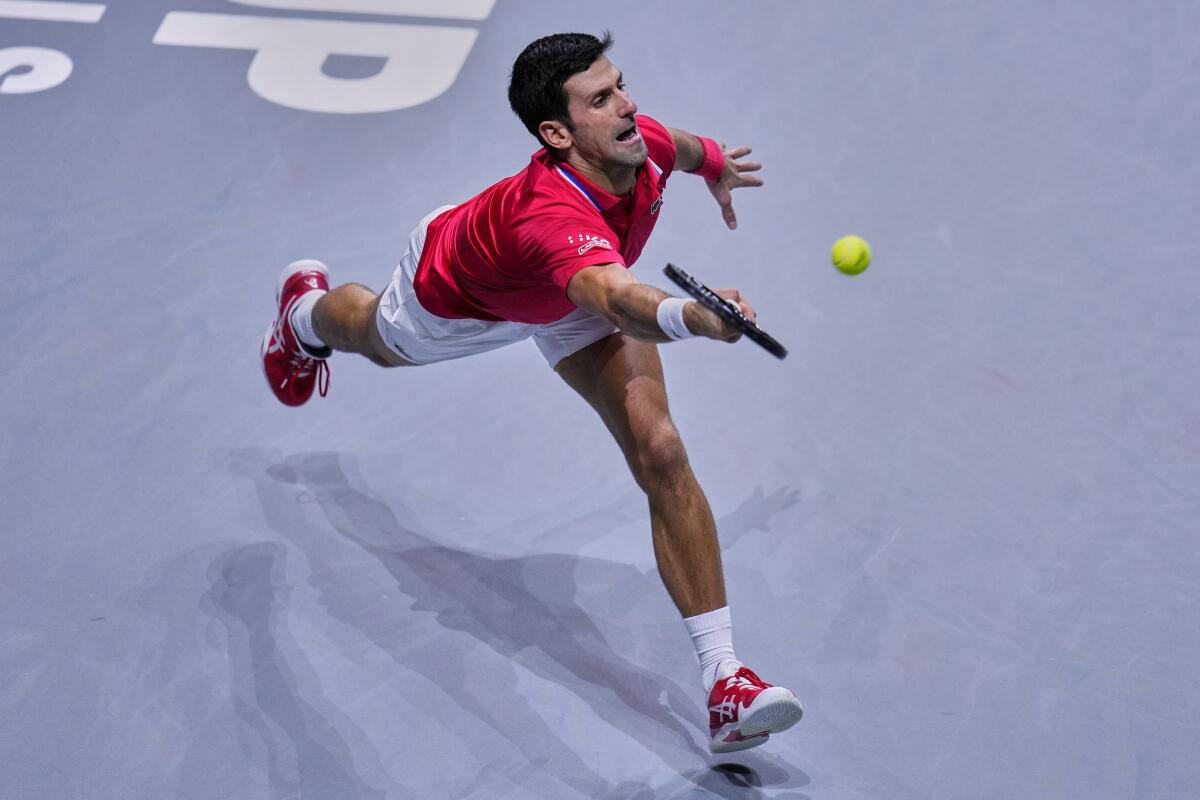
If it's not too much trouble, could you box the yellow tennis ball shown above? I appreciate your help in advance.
[831,235,872,275]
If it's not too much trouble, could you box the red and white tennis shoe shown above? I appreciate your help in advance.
[707,664,803,753]
[261,259,331,407]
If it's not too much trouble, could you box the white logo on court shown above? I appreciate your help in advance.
[0,3,106,94]
[152,0,495,114]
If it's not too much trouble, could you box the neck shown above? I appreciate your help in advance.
[561,152,636,196]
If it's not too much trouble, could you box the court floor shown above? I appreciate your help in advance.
[3,1,1198,797]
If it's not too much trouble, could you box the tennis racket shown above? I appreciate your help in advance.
[663,263,788,360]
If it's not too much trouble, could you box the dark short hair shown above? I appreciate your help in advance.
[508,32,614,151]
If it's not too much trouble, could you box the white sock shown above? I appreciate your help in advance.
[289,290,328,350]
[683,606,742,691]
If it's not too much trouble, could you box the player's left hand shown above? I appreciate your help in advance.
[706,145,763,230]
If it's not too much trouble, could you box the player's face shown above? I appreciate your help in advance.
[562,56,648,172]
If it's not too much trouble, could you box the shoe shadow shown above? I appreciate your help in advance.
[699,761,812,799]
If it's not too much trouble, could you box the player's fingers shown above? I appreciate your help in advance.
[724,292,756,322]
[725,145,752,159]
[722,202,737,230]
[736,175,765,188]
[735,160,763,172]
[715,288,756,325]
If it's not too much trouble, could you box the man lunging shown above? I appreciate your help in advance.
[261,32,802,753]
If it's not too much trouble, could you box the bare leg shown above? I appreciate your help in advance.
[312,284,414,367]
[555,333,727,617]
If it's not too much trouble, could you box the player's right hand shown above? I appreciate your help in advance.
[685,288,756,342]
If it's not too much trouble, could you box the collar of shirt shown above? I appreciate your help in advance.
[544,156,665,215]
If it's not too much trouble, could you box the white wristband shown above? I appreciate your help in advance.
[656,297,695,340]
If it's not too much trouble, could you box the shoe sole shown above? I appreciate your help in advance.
[738,687,804,738]
[710,732,770,754]
[260,325,275,376]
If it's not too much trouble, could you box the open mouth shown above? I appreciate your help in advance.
[616,124,641,144]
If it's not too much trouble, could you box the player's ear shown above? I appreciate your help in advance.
[539,119,572,152]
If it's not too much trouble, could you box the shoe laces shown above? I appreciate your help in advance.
[286,349,330,397]
[315,359,329,397]
[718,667,768,696]
[735,666,766,686]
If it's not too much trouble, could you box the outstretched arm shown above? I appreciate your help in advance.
[567,263,755,343]
[669,127,763,230]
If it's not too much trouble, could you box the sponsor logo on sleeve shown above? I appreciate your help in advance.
[568,233,613,256]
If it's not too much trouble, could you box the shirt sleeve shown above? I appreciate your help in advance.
[518,214,627,293]
[635,114,677,178]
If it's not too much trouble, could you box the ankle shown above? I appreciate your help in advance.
[684,606,741,690]
[290,290,329,353]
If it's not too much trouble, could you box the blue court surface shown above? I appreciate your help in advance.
[3,1,1199,798]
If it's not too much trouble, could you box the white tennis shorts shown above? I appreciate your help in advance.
[376,206,619,368]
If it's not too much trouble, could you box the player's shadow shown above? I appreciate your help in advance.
[230,448,807,797]
[201,543,393,799]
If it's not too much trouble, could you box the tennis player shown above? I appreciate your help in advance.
[261,31,802,753]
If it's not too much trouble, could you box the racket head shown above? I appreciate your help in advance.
[663,264,788,360]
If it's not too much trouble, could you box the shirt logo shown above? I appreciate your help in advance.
[577,237,613,255]
[569,233,613,255]
[650,195,663,215]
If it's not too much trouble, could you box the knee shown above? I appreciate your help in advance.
[629,422,690,489]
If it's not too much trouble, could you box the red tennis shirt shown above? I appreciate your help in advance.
[413,114,677,324]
